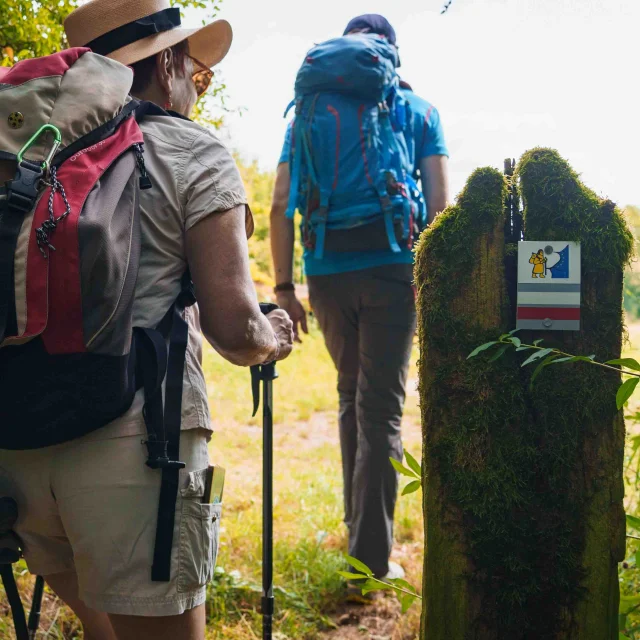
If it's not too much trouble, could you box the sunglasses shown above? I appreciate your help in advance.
[187,55,214,97]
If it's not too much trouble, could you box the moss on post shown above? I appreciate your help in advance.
[416,150,633,639]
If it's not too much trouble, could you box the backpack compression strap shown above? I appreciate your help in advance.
[136,273,196,582]
[0,158,45,343]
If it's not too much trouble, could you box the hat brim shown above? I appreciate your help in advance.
[106,19,233,69]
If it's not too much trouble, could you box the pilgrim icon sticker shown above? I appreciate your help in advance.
[517,242,581,331]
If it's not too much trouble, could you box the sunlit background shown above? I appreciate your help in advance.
[184,0,638,207]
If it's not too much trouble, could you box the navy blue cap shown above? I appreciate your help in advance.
[343,14,397,46]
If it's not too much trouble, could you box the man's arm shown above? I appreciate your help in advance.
[420,155,450,225]
[270,162,308,341]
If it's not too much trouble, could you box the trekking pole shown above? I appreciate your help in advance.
[27,575,45,640]
[251,303,279,640]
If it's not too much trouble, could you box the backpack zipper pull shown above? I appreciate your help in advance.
[134,143,153,190]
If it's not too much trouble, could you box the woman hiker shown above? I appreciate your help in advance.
[0,1,294,638]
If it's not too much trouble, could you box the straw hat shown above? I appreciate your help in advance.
[64,0,233,69]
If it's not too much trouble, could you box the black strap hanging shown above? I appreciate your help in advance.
[136,273,196,583]
[150,301,190,582]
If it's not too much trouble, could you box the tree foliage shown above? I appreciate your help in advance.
[235,158,303,286]
[1,0,226,125]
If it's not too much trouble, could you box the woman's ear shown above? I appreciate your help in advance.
[155,48,174,104]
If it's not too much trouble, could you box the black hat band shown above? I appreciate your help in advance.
[86,7,181,57]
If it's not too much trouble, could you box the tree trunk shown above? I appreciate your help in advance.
[416,150,632,639]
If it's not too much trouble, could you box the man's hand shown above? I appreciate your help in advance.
[266,309,294,361]
[276,291,309,343]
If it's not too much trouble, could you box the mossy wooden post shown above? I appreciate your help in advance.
[415,149,633,639]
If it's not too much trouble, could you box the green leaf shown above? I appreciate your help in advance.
[516,346,532,352]
[509,336,522,348]
[402,480,422,496]
[619,593,640,615]
[337,571,368,581]
[467,342,497,359]
[345,555,373,577]
[606,358,640,372]
[403,449,421,477]
[389,578,418,594]
[489,344,509,362]
[390,457,417,478]
[626,514,640,532]
[400,593,418,613]
[550,355,595,364]
[530,355,558,387]
[533,339,543,346]
[619,612,628,632]
[508,329,520,336]
[619,633,630,640]
[361,578,390,594]
[521,347,554,367]
[617,378,640,410]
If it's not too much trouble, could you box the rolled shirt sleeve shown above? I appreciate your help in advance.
[417,105,448,159]
[181,131,250,231]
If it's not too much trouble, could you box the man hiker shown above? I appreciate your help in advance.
[270,14,449,586]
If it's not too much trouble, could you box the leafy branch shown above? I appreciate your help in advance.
[336,451,423,612]
[390,449,422,496]
[338,555,421,613]
[468,331,640,409]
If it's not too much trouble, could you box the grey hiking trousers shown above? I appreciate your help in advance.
[308,264,416,577]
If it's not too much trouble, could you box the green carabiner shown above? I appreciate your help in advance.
[16,124,62,172]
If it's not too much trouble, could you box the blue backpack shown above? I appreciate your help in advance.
[285,34,426,259]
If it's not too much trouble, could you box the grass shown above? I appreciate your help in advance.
[0,318,424,639]
[204,318,423,638]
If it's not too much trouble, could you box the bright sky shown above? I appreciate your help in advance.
[188,0,639,206]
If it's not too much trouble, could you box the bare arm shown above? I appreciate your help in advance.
[187,204,293,366]
[420,155,450,224]
[269,162,308,340]
[270,162,296,286]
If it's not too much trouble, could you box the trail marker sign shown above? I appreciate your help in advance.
[516,241,581,331]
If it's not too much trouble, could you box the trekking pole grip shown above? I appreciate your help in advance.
[260,302,279,376]
[251,304,280,417]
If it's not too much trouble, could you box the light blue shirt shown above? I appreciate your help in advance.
[279,88,448,277]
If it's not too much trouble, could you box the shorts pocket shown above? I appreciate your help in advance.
[177,471,222,593]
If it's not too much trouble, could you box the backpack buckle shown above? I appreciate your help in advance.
[5,160,44,214]
[145,438,186,471]
[6,124,63,214]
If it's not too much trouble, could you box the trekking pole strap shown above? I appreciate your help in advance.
[1,564,29,640]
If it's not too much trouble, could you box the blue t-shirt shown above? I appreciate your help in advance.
[279,88,448,277]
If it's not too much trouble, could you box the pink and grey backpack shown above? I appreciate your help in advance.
[0,48,193,582]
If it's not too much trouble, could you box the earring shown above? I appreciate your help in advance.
[164,94,173,110]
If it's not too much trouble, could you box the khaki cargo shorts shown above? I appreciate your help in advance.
[0,422,221,617]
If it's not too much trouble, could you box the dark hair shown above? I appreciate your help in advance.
[130,39,189,95]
